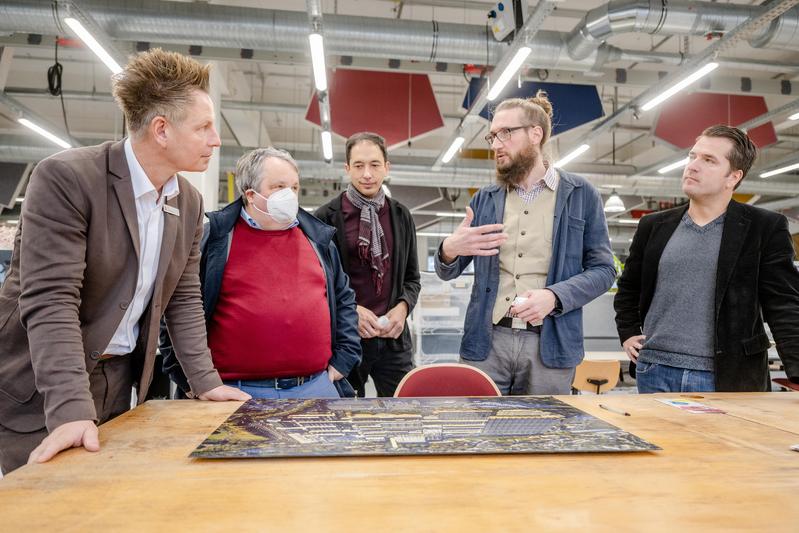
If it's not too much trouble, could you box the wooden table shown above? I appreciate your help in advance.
[2,393,798,532]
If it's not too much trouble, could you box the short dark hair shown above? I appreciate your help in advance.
[345,132,388,164]
[699,124,758,189]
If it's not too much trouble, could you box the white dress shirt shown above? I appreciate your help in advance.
[104,139,180,355]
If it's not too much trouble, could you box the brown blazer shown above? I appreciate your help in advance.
[0,140,222,433]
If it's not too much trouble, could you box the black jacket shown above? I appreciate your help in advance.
[162,199,361,393]
[314,193,421,352]
[614,200,799,391]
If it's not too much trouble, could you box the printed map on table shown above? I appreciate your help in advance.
[191,397,659,459]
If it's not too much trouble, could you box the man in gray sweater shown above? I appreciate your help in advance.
[614,124,799,393]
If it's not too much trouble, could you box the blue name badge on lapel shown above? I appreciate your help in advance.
[163,205,180,217]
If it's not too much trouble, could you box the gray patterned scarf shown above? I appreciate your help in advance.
[345,183,389,295]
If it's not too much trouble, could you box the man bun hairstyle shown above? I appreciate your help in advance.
[494,89,554,150]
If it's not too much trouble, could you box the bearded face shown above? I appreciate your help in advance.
[496,141,538,187]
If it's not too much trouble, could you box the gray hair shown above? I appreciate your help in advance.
[235,147,299,204]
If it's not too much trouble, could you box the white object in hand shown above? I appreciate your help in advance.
[377,315,390,328]
[512,296,527,306]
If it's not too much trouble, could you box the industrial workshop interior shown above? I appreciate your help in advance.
[0,1,798,531]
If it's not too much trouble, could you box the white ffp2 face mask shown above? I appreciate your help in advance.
[250,188,299,226]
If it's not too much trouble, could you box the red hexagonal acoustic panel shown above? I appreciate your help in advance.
[306,68,445,150]
[653,93,777,149]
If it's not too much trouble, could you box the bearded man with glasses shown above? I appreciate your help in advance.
[435,91,615,395]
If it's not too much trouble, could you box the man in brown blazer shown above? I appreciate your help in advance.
[0,49,249,474]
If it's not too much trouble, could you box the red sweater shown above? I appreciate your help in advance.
[207,219,332,379]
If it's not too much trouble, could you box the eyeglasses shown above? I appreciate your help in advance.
[484,125,531,146]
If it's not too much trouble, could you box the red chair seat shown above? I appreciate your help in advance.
[394,363,501,397]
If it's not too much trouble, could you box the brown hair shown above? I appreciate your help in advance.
[346,132,388,164]
[494,90,554,147]
[112,48,211,135]
[698,124,758,190]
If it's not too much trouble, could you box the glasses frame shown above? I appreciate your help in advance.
[485,125,534,146]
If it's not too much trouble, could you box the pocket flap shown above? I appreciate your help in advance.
[741,333,770,356]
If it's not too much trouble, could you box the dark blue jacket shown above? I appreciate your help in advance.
[435,170,615,368]
[162,198,361,392]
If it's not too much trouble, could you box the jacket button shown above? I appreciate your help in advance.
[120,302,129,310]
[90,351,100,360]
[485,287,491,293]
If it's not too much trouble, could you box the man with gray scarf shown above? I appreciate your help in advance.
[315,132,421,397]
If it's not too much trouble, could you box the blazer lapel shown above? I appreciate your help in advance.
[154,193,179,291]
[109,140,140,259]
[715,201,750,316]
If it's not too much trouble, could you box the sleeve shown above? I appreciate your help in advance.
[162,199,223,396]
[327,243,362,376]
[613,216,651,344]
[18,158,96,431]
[758,215,799,383]
[396,208,421,313]
[546,185,616,315]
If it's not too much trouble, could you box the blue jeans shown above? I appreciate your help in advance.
[635,361,715,393]
[224,371,340,399]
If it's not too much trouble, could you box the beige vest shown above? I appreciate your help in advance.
[492,180,558,324]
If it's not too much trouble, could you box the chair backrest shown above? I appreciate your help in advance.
[394,363,502,397]
[572,360,620,394]
[772,377,799,392]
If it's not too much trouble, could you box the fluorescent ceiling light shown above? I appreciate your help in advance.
[308,33,328,92]
[417,232,450,237]
[616,218,639,224]
[641,62,719,111]
[789,111,799,121]
[760,162,799,178]
[604,190,625,213]
[554,144,590,168]
[321,130,333,161]
[486,46,531,101]
[435,212,465,218]
[63,17,122,74]
[658,156,689,174]
[441,136,465,164]
[18,118,71,149]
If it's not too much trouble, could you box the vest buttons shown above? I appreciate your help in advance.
[518,253,523,258]
[515,274,521,279]
[90,351,100,360]
[506,296,510,301]
[120,302,129,310]
[524,210,529,215]
[520,230,526,235]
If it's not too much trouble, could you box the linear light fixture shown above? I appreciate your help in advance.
[658,156,689,174]
[789,111,799,121]
[641,62,719,112]
[441,136,465,164]
[321,130,333,161]
[63,17,122,74]
[554,144,590,168]
[18,118,72,149]
[486,46,532,101]
[434,212,465,218]
[760,161,799,178]
[308,33,328,92]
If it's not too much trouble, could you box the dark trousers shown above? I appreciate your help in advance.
[0,355,133,475]
[349,337,415,397]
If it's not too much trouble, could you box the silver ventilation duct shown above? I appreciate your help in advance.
[566,0,799,60]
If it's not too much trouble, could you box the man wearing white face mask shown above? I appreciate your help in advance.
[161,147,361,398]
